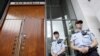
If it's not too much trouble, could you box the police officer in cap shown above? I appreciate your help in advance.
[51,31,66,56]
[70,20,99,56]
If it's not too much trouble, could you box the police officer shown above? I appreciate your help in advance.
[70,20,99,56]
[51,31,66,56]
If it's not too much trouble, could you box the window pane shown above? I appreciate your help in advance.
[66,21,75,36]
[52,21,65,40]
[47,21,51,38]
[66,20,75,56]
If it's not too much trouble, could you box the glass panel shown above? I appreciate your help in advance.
[66,20,75,56]
[46,6,51,19]
[47,21,51,38]
[66,20,76,43]
[46,20,52,56]
[51,7,63,20]
[52,21,65,40]
[46,0,77,56]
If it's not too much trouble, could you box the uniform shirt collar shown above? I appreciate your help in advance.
[75,29,82,33]
[55,38,60,41]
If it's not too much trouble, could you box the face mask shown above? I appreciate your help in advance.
[57,39,63,44]
[81,31,87,36]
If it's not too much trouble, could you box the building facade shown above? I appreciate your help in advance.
[0,0,100,56]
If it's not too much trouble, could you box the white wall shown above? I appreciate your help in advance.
[70,0,90,30]
[89,0,100,23]
[71,0,100,54]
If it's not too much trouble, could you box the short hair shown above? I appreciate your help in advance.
[75,20,83,24]
[53,31,59,35]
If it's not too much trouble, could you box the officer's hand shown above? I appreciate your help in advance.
[53,53,58,56]
[78,47,89,53]
[83,47,89,53]
[78,48,86,53]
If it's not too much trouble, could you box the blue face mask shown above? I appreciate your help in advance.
[81,31,87,36]
[57,39,63,44]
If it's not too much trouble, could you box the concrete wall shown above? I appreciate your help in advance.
[70,0,89,30]
[89,0,100,23]
[71,0,100,54]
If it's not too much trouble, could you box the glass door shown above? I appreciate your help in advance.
[46,19,76,56]
[46,0,77,56]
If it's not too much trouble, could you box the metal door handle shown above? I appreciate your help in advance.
[23,34,27,37]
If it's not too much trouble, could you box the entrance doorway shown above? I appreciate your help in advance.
[0,5,46,56]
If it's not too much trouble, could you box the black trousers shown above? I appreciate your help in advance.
[49,53,65,56]
[58,53,65,56]
[74,47,99,56]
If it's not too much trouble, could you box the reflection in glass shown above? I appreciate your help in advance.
[66,21,76,56]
